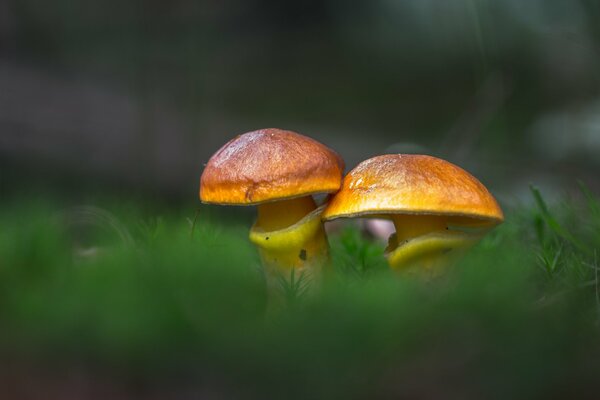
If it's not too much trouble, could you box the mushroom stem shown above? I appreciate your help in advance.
[256,196,317,231]
[391,214,448,246]
[251,197,330,307]
[387,214,478,274]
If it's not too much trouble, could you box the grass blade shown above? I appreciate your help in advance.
[530,185,591,255]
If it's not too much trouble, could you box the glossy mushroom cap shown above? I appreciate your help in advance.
[322,154,504,225]
[200,128,344,205]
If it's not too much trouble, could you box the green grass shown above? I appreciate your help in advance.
[1,186,600,398]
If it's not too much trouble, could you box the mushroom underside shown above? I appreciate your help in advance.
[384,214,493,270]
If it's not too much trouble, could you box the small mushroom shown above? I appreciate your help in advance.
[200,128,344,294]
[322,154,504,275]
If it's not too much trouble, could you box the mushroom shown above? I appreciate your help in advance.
[200,128,344,293]
[322,154,504,275]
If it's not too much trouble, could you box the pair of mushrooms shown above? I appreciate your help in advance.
[200,128,503,285]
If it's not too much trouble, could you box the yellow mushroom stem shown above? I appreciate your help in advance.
[391,214,448,245]
[386,214,482,274]
[250,196,329,301]
[256,196,317,231]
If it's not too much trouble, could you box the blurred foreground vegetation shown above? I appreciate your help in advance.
[1,185,600,399]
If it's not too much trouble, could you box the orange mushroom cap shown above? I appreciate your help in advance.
[200,128,344,205]
[322,154,504,224]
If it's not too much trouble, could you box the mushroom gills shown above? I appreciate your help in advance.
[386,214,487,272]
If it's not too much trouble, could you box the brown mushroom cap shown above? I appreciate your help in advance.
[322,154,504,224]
[200,128,344,205]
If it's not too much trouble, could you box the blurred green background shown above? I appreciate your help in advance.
[2,1,600,399]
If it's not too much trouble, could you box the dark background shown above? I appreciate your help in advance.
[2,0,600,202]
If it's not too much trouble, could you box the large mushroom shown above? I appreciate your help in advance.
[322,154,503,274]
[200,128,344,292]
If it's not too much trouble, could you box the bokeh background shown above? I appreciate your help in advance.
[3,2,600,399]
[3,0,600,202]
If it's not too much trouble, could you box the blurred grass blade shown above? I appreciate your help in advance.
[578,180,600,219]
[530,185,590,255]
